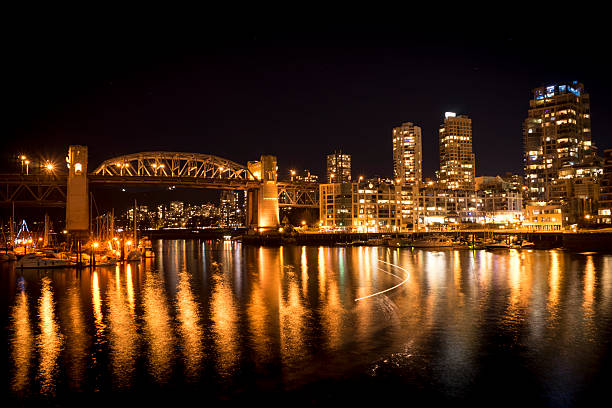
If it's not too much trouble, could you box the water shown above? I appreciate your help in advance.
[2,240,612,407]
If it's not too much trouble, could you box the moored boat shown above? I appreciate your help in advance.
[16,252,77,269]
[387,237,412,247]
[411,236,454,248]
[365,238,386,246]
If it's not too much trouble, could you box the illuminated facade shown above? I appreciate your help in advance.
[326,150,351,183]
[319,180,521,232]
[523,203,563,231]
[597,149,612,224]
[438,113,475,190]
[523,82,593,203]
[392,122,422,186]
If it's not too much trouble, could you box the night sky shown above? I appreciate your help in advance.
[4,19,611,186]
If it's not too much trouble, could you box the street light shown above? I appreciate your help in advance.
[290,169,296,181]
[45,162,55,173]
[25,160,30,175]
[19,155,27,174]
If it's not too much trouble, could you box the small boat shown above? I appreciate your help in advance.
[350,240,367,246]
[468,240,486,250]
[411,236,454,248]
[485,241,510,249]
[365,238,386,246]
[518,240,535,248]
[16,252,77,269]
[387,238,412,248]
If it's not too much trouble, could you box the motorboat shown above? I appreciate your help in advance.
[350,240,367,246]
[410,236,454,248]
[520,240,535,248]
[16,252,77,269]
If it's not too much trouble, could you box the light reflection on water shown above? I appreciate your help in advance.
[3,241,612,405]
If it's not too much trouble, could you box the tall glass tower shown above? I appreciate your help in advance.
[523,82,593,202]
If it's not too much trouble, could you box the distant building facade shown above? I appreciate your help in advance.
[326,150,351,183]
[438,112,475,190]
[392,122,422,186]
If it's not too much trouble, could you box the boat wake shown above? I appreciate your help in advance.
[355,259,410,302]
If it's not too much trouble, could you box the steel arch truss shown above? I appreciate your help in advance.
[277,182,319,208]
[92,152,254,180]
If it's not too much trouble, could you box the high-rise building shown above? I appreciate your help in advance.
[326,150,351,183]
[523,82,593,203]
[392,122,422,186]
[438,112,475,190]
[220,190,242,227]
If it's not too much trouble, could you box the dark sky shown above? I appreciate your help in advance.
[4,19,611,183]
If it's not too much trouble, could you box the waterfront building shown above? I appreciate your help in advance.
[319,180,522,232]
[326,150,351,183]
[523,203,563,231]
[438,112,475,190]
[597,148,612,224]
[523,82,594,203]
[319,182,354,230]
[392,122,422,186]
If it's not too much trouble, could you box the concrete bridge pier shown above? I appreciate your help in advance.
[66,145,90,243]
[247,155,279,232]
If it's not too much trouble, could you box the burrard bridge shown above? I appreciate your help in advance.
[0,146,319,234]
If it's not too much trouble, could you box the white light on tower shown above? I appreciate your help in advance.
[445,112,456,119]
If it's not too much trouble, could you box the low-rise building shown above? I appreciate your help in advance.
[523,203,563,231]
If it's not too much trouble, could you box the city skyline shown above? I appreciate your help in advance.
[4,25,611,183]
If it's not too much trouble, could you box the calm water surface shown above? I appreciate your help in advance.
[2,240,612,406]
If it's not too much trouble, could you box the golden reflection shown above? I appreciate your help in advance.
[211,263,239,376]
[92,271,104,334]
[107,265,139,388]
[320,251,344,352]
[318,246,326,296]
[453,250,462,292]
[126,264,135,315]
[504,249,523,325]
[279,263,309,375]
[142,270,175,382]
[63,277,88,391]
[548,250,561,323]
[37,277,63,395]
[583,256,595,334]
[247,248,280,367]
[301,246,308,296]
[10,278,33,393]
[176,271,204,380]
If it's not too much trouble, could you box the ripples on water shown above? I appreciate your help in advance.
[2,242,612,406]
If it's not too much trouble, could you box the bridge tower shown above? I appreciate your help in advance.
[247,155,279,231]
[66,145,89,238]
